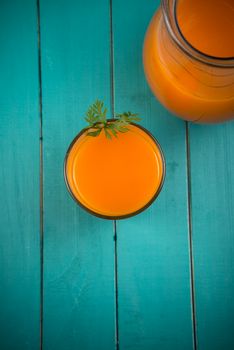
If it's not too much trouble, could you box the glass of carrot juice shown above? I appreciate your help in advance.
[64,122,165,219]
[143,0,234,123]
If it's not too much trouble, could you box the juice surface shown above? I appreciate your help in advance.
[143,1,234,123]
[65,125,164,217]
[176,0,234,58]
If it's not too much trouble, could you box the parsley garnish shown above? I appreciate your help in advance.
[84,100,141,139]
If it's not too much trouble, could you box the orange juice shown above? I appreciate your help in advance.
[176,0,234,58]
[64,123,165,219]
[143,0,234,123]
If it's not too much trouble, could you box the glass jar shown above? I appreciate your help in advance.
[143,0,234,123]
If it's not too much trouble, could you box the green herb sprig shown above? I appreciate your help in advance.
[84,100,141,139]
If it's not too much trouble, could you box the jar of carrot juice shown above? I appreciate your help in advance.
[143,0,234,123]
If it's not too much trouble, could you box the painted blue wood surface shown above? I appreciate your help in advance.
[0,1,234,350]
[189,122,234,350]
[39,1,116,349]
[113,1,194,348]
[0,1,40,349]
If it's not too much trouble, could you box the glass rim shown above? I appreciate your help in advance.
[64,121,166,220]
[161,0,234,68]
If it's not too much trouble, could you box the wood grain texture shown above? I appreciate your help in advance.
[0,1,40,349]
[112,0,194,348]
[189,122,234,350]
[1,2,234,350]
[39,1,116,349]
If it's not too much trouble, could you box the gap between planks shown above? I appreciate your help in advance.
[109,1,119,349]
[185,121,198,350]
[36,1,44,350]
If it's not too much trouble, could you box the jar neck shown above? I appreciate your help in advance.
[161,0,234,68]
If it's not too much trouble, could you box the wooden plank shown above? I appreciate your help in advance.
[39,1,116,349]
[189,122,234,350]
[0,0,40,349]
[112,0,194,348]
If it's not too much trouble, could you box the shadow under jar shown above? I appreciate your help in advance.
[143,0,234,123]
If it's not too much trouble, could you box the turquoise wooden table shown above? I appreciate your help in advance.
[1,1,234,349]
